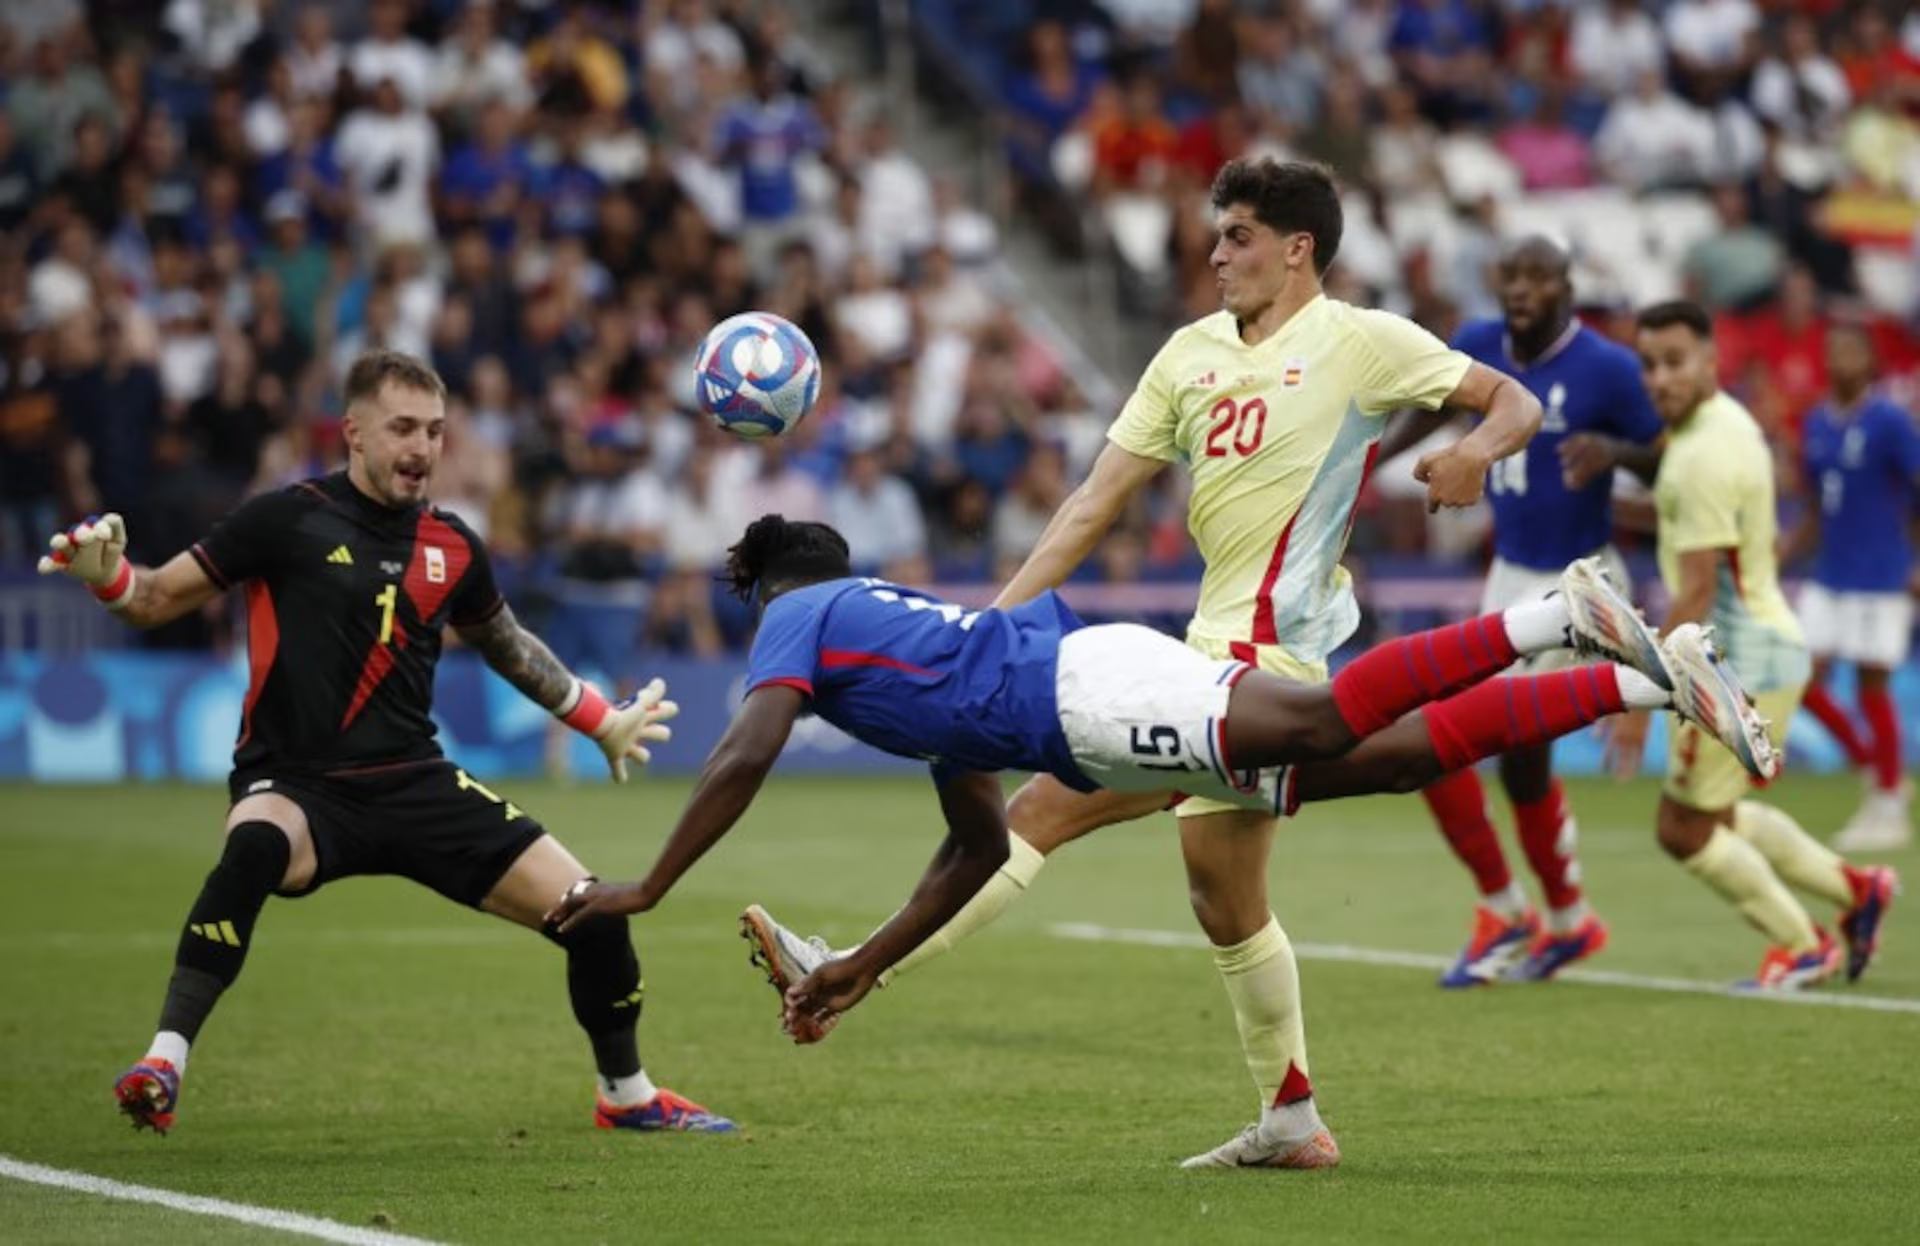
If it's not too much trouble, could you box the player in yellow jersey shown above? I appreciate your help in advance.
[1601,302,1897,989]
[738,160,1548,1169]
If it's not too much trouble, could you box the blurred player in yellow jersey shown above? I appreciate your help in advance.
[742,159,1546,1169]
[1599,302,1897,989]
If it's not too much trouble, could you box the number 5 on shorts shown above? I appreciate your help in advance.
[1130,725,1192,772]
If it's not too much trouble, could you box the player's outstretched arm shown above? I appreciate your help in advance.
[544,686,804,933]
[992,442,1164,609]
[37,514,223,629]
[782,770,1010,1033]
[1413,362,1543,512]
[455,604,677,782]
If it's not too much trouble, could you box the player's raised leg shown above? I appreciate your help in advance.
[116,793,317,1134]
[1175,808,1339,1171]
[1225,555,1673,771]
[484,833,734,1132]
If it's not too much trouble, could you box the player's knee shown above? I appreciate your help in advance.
[543,910,632,954]
[1654,804,1712,860]
[1293,700,1361,761]
[1380,751,1442,795]
[220,820,295,892]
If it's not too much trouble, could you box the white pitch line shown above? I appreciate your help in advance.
[0,1155,451,1246]
[1048,923,1920,1016]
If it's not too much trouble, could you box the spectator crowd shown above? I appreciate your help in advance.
[3,0,1918,679]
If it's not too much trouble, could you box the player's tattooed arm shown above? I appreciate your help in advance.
[455,604,577,711]
[118,552,226,629]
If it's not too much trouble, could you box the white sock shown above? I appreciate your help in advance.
[1615,666,1670,709]
[1503,597,1570,655]
[599,1069,658,1107]
[1260,1095,1326,1146]
[147,1031,190,1073]
[1547,900,1591,934]
[1482,882,1531,921]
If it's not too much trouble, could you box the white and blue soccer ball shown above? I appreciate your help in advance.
[694,311,821,439]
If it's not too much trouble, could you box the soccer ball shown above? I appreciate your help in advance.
[694,312,821,439]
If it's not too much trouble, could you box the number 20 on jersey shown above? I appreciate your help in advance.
[1204,396,1269,458]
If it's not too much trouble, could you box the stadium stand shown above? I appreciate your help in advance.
[3,0,1917,678]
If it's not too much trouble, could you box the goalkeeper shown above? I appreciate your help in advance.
[38,350,731,1137]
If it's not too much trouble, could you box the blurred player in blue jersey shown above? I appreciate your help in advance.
[549,514,1774,1164]
[1377,236,1666,986]
[1782,323,1920,851]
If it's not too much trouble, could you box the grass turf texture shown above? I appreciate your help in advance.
[2,774,1916,1244]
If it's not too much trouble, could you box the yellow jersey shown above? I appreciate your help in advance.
[1108,296,1470,662]
[1654,391,1810,692]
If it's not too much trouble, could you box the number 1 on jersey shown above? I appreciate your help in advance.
[374,583,398,645]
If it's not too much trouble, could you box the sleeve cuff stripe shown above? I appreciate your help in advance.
[189,544,230,589]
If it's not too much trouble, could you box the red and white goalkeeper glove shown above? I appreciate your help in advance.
[37,513,135,610]
[555,675,679,782]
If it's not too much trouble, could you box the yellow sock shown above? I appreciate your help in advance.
[1681,826,1820,952]
[1732,801,1853,908]
[878,833,1046,985]
[1213,915,1311,1118]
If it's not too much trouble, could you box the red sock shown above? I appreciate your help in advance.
[1331,614,1519,737]
[1513,778,1582,910]
[1803,682,1872,769]
[1422,768,1513,897]
[1425,665,1627,773]
[1273,1061,1313,1107]
[1860,685,1904,792]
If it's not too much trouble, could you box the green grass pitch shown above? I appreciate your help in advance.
[2,774,1916,1243]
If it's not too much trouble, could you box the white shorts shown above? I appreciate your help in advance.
[1797,584,1914,668]
[1480,547,1631,673]
[1053,625,1285,814]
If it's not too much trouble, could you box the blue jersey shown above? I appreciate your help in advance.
[1802,394,1920,593]
[1451,319,1664,570]
[744,579,1093,788]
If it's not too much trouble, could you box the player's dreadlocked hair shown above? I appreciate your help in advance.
[724,514,852,603]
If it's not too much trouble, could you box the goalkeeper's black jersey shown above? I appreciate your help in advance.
[190,472,504,778]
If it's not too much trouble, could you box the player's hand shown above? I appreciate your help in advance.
[1412,444,1491,513]
[589,676,679,783]
[1557,434,1618,491]
[781,958,879,1044]
[1600,709,1650,780]
[37,513,128,586]
[544,878,654,933]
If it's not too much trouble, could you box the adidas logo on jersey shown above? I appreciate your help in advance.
[327,545,353,566]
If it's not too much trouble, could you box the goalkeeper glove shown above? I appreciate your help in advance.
[555,675,679,783]
[37,513,135,610]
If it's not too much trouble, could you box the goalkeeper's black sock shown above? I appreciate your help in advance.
[154,821,290,1045]
[546,913,651,1102]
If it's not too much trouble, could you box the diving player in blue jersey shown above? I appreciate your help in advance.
[1377,235,1667,987]
[1782,323,1920,851]
[549,516,1772,1127]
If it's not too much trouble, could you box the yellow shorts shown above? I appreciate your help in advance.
[1176,635,1328,819]
[1662,683,1804,812]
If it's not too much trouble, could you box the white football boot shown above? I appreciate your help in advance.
[1559,556,1674,689]
[1663,624,1781,782]
[1180,1123,1342,1170]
